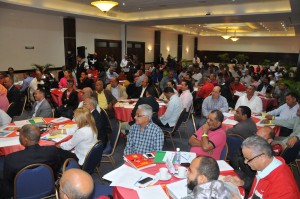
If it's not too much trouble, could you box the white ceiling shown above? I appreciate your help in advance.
[1,0,300,37]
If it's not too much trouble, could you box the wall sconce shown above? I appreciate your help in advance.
[166,47,170,52]
[186,47,189,53]
[148,46,152,52]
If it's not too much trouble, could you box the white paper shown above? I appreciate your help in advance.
[41,133,69,142]
[124,104,135,108]
[50,117,70,123]
[13,120,31,126]
[0,137,20,147]
[222,119,238,125]
[180,152,196,164]
[217,160,234,171]
[137,185,169,199]
[166,179,188,199]
[103,165,156,189]
[162,151,175,162]
[234,91,246,97]
[223,112,234,118]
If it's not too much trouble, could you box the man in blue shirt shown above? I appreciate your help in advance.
[20,72,33,93]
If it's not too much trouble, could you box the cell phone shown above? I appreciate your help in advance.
[143,153,155,159]
[181,163,191,167]
[138,177,153,184]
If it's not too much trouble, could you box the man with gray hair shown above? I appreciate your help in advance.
[78,87,101,113]
[59,169,94,199]
[241,136,299,198]
[124,104,164,155]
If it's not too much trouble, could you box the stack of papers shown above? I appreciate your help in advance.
[136,185,169,199]
[41,133,69,142]
[217,160,234,172]
[103,165,157,189]
[166,179,188,199]
[0,137,20,147]
[154,151,196,164]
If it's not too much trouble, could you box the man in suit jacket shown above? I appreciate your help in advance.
[94,79,117,118]
[156,53,164,65]
[134,76,159,98]
[83,97,109,149]
[257,77,273,97]
[2,124,61,198]
[3,76,21,117]
[106,77,128,100]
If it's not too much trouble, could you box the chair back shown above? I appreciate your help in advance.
[100,108,113,134]
[20,95,27,115]
[183,103,194,123]
[280,141,300,164]
[103,121,121,155]
[62,158,80,173]
[6,102,14,117]
[82,141,104,175]
[171,109,187,133]
[220,143,228,160]
[14,164,54,199]
[226,134,245,161]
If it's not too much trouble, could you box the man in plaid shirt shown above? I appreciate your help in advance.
[124,104,164,155]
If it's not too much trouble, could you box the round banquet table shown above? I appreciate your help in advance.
[113,162,245,199]
[114,100,167,122]
[0,118,73,156]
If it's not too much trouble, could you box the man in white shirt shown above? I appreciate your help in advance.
[179,80,193,112]
[106,77,128,100]
[120,55,129,73]
[235,85,263,115]
[28,70,44,102]
[0,109,11,126]
[106,67,119,84]
[156,87,182,128]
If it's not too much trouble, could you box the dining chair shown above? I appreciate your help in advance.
[20,95,27,116]
[220,143,229,161]
[82,140,104,180]
[101,121,121,167]
[180,103,194,136]
[100,108,113,134]
[62,158,80,173]
[6,102,15,118]
[91,183,113,199]
[226,134,245,161]
[161,109,186,150]
[14,163,55,199]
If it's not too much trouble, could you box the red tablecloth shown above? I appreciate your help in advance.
[260,96,278,111]
[113,162,244,199]
[0,118,73,156]
[114,102,167,122]
[51,89,83,107]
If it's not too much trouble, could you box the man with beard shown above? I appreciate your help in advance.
[186,156,232,198]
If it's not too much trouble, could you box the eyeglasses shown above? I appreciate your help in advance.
[244,153,265,163]
[135,114,147,118]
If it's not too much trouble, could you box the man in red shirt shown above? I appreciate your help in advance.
[197,77,214,99]
[230,77,246,93]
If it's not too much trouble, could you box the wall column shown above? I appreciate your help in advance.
[154,30,161,64]
[177,34,183,61]
[63,17,76,70]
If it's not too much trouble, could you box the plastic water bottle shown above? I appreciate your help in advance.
[173,148,181,170]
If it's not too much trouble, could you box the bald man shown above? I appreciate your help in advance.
[59,169,94,199]
[225,126,275,193]
[202,86,228,118]
[78,87,100,113]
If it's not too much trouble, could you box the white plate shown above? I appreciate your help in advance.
[155,172,172,181]
[173,173,187,179]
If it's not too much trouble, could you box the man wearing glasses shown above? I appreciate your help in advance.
[124,104,163,155]
[238,136,299,198]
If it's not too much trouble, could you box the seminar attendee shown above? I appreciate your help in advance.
[78,87,101,113]
[77,71,94,90]
[202,86,228,118]
[3,124,61,198]
[124,104,164,155]
[197,77,214,99]
[83,97,108,149]
[241,136,299,198]
[179,80,193,113]
[0,91,9,112]
[20,72,33,92]
[187,156,231,198]
[57,107,98,165]
[3,76,21,117]
[156,87,182,128]
[94,79,117,118]
[160,70,178,91]
[106,67,119,84]
[226,106,257,139]
[106,77,128,100]
[59,169,94,199]
[230,77,246,93]
[59,70,76,88]
[189,110,226,159]
[159,80,177,102]
[235,85,263,115]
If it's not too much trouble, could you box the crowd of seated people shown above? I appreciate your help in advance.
[1,55,300,198]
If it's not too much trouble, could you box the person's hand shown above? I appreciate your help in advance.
[265,115,273,120]
[231,191,242,199]
[260,119,270,124]
[207,149,214,155]
[202,122,210,133]
[286,136,299,148]
[49,130,62,136]
[223,175,245,187]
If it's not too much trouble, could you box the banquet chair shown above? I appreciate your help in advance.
[161,110,186,150]
[20,95,27,116]
[91,183,113,199]
[14,164,55,199]
[220,143,229,161]
[226,134,245,161]
[280,141,300,165]
[62,158,80,173]
[82,140,104,180]
[101,121,121,167]
[180,104,194,136]
[100,108,113,134]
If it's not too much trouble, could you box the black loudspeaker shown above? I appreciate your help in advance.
[77,46,86,58]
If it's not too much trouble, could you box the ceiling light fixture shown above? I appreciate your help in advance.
[230,31,239,42]
[221,27,231,39]
[91,1,119,12]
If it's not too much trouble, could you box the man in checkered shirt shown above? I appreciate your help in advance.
[124,104,164,155]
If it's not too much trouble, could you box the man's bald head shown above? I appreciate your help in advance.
[256,126,275,144]
[19,124,41,147]
[82,87,93,100]
[60,169,94,199]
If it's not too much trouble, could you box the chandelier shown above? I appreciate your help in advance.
[230,31,239,42]
[91,1,119,12]
[221,27,231,40]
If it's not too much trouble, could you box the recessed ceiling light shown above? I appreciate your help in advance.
[122,2,125,6]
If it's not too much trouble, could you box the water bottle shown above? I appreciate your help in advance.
[173,148,181,170]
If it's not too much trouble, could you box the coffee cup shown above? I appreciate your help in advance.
[159,168,169,180]
[177,166,187,178]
